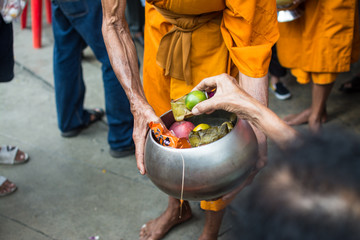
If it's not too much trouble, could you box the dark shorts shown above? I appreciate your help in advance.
[0,17,14,82]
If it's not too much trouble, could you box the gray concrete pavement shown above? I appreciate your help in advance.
[1,16,360,240]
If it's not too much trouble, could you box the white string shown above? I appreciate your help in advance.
[179,153,185,219]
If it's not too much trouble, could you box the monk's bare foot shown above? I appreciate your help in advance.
[309,111,327,133]
[284,108,327,126]
[309,119,321,133]
[139,201,192,240]
[283,108,312,126]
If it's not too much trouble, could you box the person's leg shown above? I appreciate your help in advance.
[269,45,291,100]
[52,1,90,133]
[199,210,225,240]
[140,196,192,240]
[102,62,135,152]
[269,45,287,80]
[284,72,336,131]
[0,18,14,83]
[67,0,134,152]
[308,82,334,132]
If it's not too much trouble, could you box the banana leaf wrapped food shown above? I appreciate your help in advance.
[170,95,193,121]
[170,90,209,121]
[189,121,234,147]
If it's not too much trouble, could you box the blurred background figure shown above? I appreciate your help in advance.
[126,0,145,47]
[227,128,360,240]
[0,15,29,197]
[269,45,291,100]
[339,1,360,94]
[276,0,360,132]
[51,0,135,158]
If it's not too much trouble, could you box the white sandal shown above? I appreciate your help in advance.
[0,176,17,197]
[0,145,29,164]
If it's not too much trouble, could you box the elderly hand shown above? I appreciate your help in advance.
[131,103,162,175]
[191,74,260,123]
[193,73,299,146]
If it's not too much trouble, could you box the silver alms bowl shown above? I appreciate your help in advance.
[144,110,258,201]
[277,8,303,22]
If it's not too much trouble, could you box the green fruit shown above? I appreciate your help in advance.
[185,91,208,110]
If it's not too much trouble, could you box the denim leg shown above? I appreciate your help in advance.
[57,0,134,149]
[101,64,134,149]
[0,18,14,82]
[52,1,90,132]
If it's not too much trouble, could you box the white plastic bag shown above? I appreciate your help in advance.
[0,0,27,23]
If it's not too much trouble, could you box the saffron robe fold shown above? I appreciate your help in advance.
[277,0,360,84]
[143,0,279,115]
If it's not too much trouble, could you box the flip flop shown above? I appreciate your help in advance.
[339,76,360,93]
[0,145,29,165]
[61,108,105,138]
[0,176,17,197]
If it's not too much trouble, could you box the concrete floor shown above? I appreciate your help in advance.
[0,17,359,240]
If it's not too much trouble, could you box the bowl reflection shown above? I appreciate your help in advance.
[276,0,293,9]
[277,0,304,22]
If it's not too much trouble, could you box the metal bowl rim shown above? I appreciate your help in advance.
[146,118,243,153]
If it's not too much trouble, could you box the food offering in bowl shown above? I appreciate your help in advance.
[144,109,258,201]
[169,121,195,140]
[170,90,209,121]
[188,118,235,147]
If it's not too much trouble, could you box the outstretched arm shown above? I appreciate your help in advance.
[101,0,159,174]
[192,74,299,149]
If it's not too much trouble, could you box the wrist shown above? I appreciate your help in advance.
[230,94,263,124]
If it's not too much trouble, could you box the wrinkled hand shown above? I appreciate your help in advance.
[131,103,162,175]
[191,74,259,121]
[192,74,268,203]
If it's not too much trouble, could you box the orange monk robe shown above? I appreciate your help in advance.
[276,0,360,85]
[143,0,279,116]
[142,0,278,212]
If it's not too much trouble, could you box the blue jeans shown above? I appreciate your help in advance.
[52,0,134,150]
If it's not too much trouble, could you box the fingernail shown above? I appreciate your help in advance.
[139,169,144,175]
[192,107,199,115]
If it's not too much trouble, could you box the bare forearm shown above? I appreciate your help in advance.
[238,73,268,163]
[258,108,299,148]
[237,73,298,149]
[235,73,298,148]
[238,73,268,107]
[101,0,148,109]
